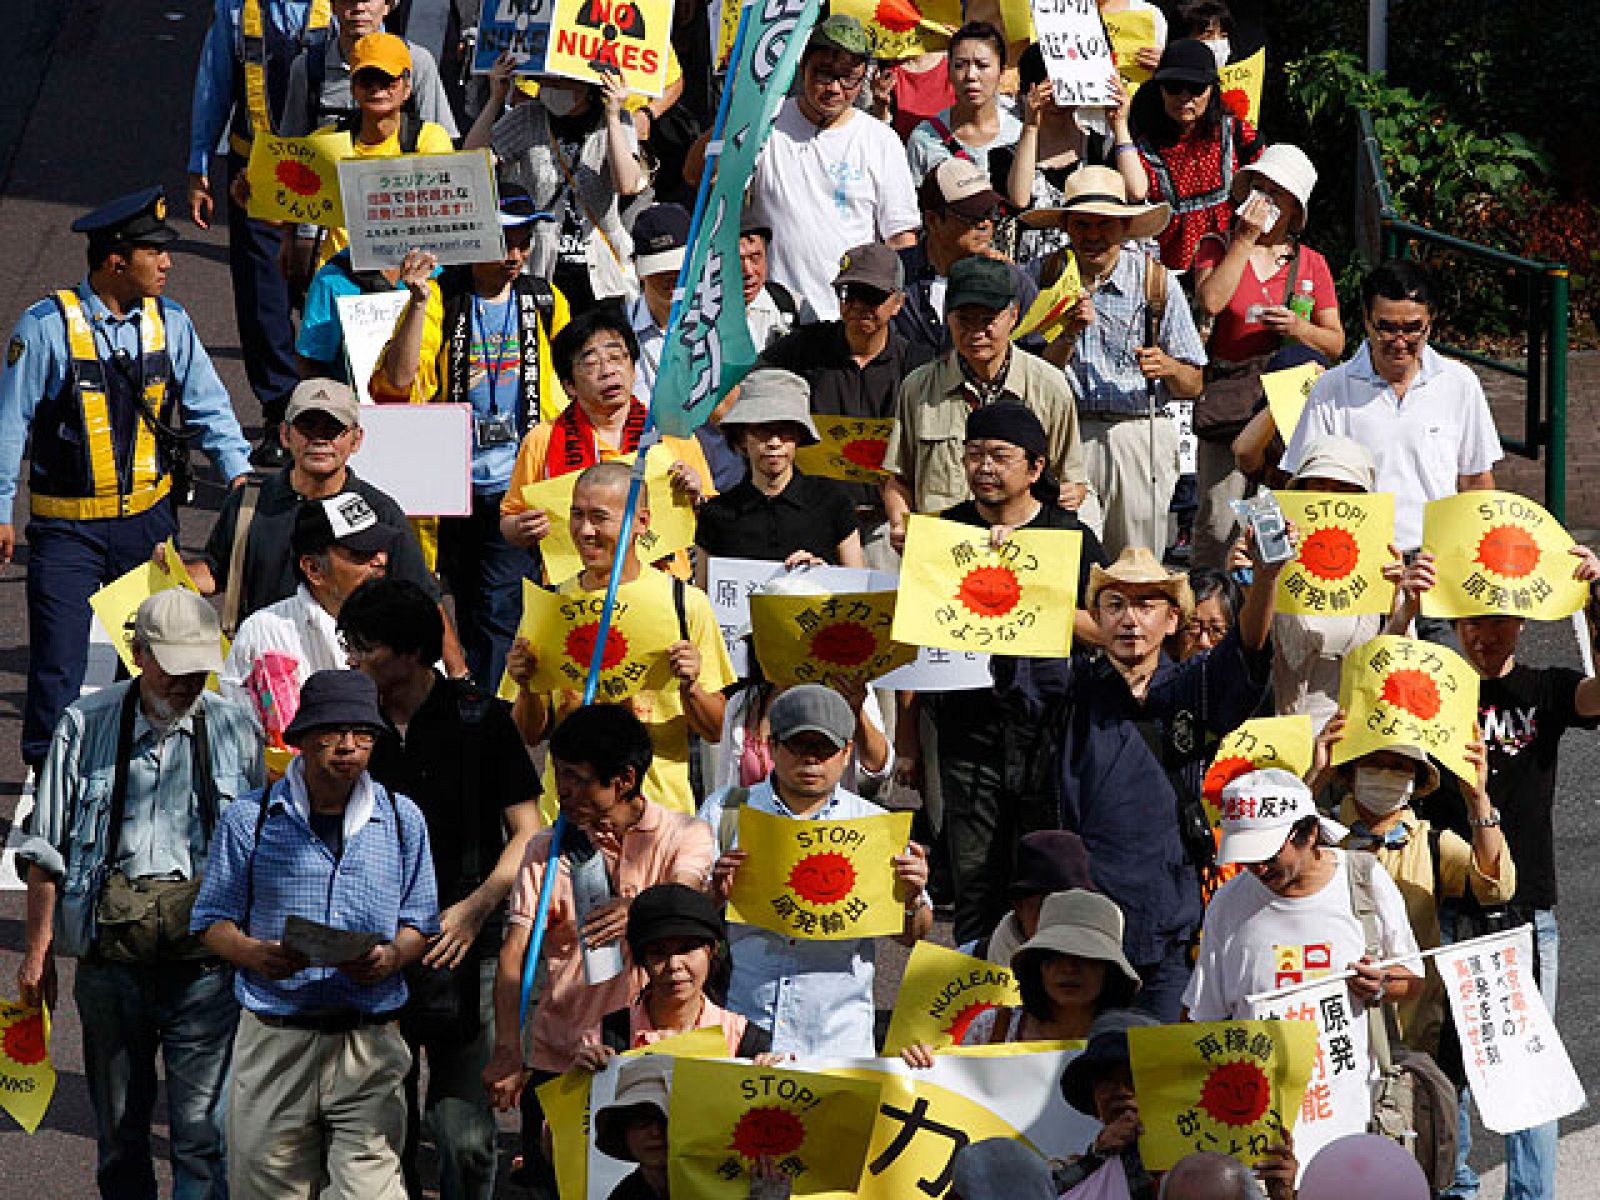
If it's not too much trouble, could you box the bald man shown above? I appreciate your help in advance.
[1159,1152,1268,1200]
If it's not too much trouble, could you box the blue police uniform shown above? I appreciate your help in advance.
[0,188,252,767]
[190,0,332,441]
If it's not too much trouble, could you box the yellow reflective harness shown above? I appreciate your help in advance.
[34,291,173,520]
[230,0,333,157]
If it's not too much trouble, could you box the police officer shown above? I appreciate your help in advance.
[0,187,252,773]
[189,0,335,467]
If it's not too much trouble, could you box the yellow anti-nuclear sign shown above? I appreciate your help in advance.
[1334,634,1481,784]
[88,539,217,677]
[795,416,897,484]
[1104,8,1155,89]
[0,1001,55,1134]
[1273,490,1395,617]
[1262,362,1320,443]
[1420,490,1591,621]
[882,941,1020,1055]
[544,0,674,97]
[1200,714,1314,826]
[750,589,917,690]
[245,130,352,226]
[499,577,680,703]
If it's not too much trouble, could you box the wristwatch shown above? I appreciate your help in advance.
[1469,808,1502,828]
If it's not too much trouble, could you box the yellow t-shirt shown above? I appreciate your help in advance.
[537,568,734,817]
[317,121,457,265]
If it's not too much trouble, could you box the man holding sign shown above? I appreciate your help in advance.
[702,685,933,1056]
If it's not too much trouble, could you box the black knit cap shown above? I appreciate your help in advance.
[966,402,1049,460]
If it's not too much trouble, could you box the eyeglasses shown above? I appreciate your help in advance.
[810,63,867,89]
[313,726,377,748]
[1185,620,1230,641]
[574,342,632,371]
[1369,318,1430,342]
[351,71,404,92]
[1098,595,1171,618]
[963,445,1027,468]
[839,283,892,308]
[1159,80,1212,98]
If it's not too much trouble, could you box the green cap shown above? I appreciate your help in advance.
[944,256,1017,315]
[808,14,874,58]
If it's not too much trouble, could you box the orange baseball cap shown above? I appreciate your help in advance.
[349,32,412,77]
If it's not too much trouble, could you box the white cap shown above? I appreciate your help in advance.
[1216,768,1348,865]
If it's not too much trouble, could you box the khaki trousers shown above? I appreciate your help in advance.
[228,1011,412,1200]
[1192,437,1248,570]
[1080,414,1181,561]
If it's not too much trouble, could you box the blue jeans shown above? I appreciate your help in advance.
[74,958,239,1200]
[1445,908,1559,1200]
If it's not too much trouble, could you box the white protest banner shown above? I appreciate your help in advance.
[347,404,473,516]
[337,292,410,403]
[1435,927,1585,1133]
[704,558,881,676]
[474,0,553,72]
[1029,0,1117,107]
[1249,977,1371,1171]
[872,646,991,692]
[338,151,505,272]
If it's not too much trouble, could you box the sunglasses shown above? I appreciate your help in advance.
[1159,80,1212,98]
[839,283,892,308]
[1369,318,1430,341]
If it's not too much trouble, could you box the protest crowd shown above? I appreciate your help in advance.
[4,0,1594,1198]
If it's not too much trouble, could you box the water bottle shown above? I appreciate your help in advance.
[567,830,626,985]
[1287,278,1316,322]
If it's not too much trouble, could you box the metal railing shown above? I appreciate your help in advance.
[1356,109,1572,520]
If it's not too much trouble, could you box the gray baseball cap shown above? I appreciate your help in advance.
[768,684,855,750]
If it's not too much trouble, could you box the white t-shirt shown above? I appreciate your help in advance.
[749,100,921,321]
[1184,848,1422,1021]
[1280,344,1503,550]
[219,585,346,721]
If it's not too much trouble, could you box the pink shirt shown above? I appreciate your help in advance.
[626,994,750,1057]
[508,802,716,1071]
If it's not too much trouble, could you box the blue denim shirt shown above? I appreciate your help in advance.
[191,761,440,1016]
[698,780,886,1058]
[18,681,265,958]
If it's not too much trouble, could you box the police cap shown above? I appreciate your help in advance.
[71,187,179,250]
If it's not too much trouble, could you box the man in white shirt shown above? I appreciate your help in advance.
[747,15,920,321]
[1281,260,1501,552]
[1185,769,1423,1021]
[219,493,396,734]
[627,202,688,405]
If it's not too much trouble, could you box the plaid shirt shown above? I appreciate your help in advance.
[1068,249,1207,418]
[192,761,439,1016]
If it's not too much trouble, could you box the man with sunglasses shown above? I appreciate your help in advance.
[1282,259,1501,554]
[746,15,920,321]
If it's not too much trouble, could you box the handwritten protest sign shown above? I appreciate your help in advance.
[500,578,679,702]
[704,559,880,676]
[339,151,505,272]
[728,807,912,940]
[519,444,699,582]
[1129,1020,1315,1171]
[1201,714,1314,825]
[795,416,897,484]
[1274,491,1395,617]
[872,645,992,691]
[1249,978,1371,1171]
[893,515,1081,657]
[1030,0,1117,106]
[670,1060,883,1197]
[473,0,553,72]
[543,0,674,97]
[1436,927,1585,1133]
[833,0,959,59]
[245,130,352,226]
[0,1001,54,1134]
[1262,362,1319,443]
[336,291,409,404]
[1012,251,1082,343]
[89,540,209,676]
[1334,635,1480,784]
[1420,491,1590,620]
[883,942,1021,1055]
[1218,47,1265,125]
[1102,7,1153,88]
[751,590,916,689]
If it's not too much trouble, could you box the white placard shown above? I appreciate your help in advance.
[338,151,506,272]
[1031,0,1118,107]
[873,645,992,692]
[1161,398,1197,475]
[337,292,410,404]
[1435,927,1585,1133]
[1250,976,1372,1173]
[348,404,473,516]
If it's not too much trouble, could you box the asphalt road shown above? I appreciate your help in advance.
[2,1,1599,1195]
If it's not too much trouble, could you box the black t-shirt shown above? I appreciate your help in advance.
[694,471,859,564]
[606,1168,665,1200]
[1418,664,1596,910]
[366,675,541,937]
[202,468,440,623]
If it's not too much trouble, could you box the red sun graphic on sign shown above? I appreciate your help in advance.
[840,438,888,471]
[788,852,856,906]
[1298,526,1361,582]
[956,565,1022,618]
[1202,754,1255,806]
[810,621,878,668]
[872,0,925,33]
[2,1014,46,1067]
[274,160,322,197]
[943,1001,998,1045]
[1198,1059,1272,1127]
[1475,524,1541,579]
[731,1106,807,1160]
[1381,668,1442,721]
[1221,89,1251,121]
[565,622,629,672]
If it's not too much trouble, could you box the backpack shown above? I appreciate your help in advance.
[1347,849,1461,1192]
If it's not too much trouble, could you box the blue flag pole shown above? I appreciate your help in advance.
[517,1,758,1032]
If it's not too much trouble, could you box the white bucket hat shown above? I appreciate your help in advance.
[1231,143,1318,232]
[1216,767,1348,865]
[1009,888,1142,992]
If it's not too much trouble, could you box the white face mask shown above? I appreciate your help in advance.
[541,86,582,118]
[1206,37,1231,68]
[1354,766,1415,816]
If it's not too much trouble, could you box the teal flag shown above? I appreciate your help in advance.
[650,0,821,438]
